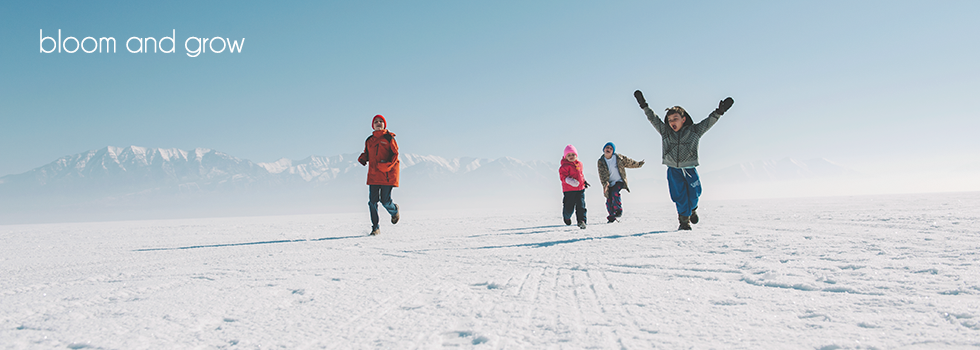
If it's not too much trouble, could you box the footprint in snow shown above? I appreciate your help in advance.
[442,331,490,346]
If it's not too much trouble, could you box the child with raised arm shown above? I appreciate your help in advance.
[357,114,401,236]
[597,142,644,223]
[633,90,734,230]
[559,144,590,229]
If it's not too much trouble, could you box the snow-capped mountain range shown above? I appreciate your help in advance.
[0,146,862,199]
[0,146,565,224]
[0,146,559,198]
[1,146,269,191]
[0,146,859,224]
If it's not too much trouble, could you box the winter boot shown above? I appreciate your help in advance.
[391,204,400,224]
[607,216,617,223]
[578,221,587,229]
[564,218,572,226]
[370,227,380,236]
[678,215,692,230]
[690,207,699,225]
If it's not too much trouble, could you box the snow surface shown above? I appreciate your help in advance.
[2,192,979,349]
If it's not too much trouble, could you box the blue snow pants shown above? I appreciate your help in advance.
[667,167,701,217]
[368,185,398,229]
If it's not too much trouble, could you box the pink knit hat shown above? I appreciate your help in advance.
[563,144,578,157]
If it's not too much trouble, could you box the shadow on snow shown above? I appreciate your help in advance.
[467,224,570,238]
[472,230,667,250]
[496,224,570,232]
[133,235,363,252]
[136,229,667,252]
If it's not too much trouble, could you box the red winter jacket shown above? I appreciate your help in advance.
[559,158,586,192]
[358,130,400,187]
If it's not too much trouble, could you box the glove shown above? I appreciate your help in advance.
[564,177,580,187]
[633,90,648,109]
[638,160,645,167]
[584,180,591,189]
[714,97,734,115]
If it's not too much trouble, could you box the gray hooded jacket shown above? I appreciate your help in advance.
[645,107,721,168]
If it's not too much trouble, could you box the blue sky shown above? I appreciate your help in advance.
[2,1,979,191]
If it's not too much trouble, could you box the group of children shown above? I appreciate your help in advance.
[558,142,644,229]
[358,91,735,235]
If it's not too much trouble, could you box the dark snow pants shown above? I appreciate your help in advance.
[667,167,701,217]
[562,190,587,224]
[368,185,398,229]
[605,181,625,221]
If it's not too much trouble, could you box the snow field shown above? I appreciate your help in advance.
[1,192,979,349]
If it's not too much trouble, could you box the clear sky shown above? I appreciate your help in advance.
[2,1,979,192]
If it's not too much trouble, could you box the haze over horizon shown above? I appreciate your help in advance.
[3,1,979,195]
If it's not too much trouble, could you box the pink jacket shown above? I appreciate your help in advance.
[559,158,586,192]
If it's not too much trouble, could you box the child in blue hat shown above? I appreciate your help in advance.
[597,142,644,223]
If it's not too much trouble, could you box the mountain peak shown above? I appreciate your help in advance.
[258,158,294,174]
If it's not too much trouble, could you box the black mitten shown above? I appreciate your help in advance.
[714,97,734,115]
[634,90,648,109]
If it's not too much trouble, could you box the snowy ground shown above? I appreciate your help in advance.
[2,192,979,349]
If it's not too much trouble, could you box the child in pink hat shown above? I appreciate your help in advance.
[559,144,590,229]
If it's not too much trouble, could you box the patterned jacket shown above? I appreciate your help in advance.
[597,153,644,198]
[644,107,721,168]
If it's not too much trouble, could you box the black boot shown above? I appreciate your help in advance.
[690,207,699,225]
[678,215,692,230]
[564,218,572,226]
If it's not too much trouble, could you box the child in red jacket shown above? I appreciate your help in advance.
[559,144,590,229]
[357,114,400,236]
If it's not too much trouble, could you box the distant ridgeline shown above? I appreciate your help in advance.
[0,146,558,223]
[0,146,865,224]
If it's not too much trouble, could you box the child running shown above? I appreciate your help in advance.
[357,114,401,236]
[633,90,734,230]
[559,144,590,229]
[597,142,645,223]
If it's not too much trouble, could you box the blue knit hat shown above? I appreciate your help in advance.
[603,142,615,154]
